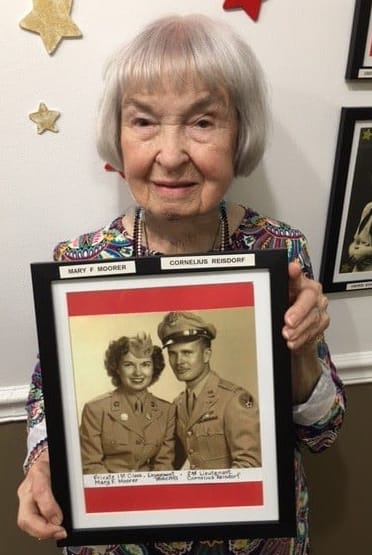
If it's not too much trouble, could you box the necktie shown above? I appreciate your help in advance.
[134,399,143,414]
[186,389,195,415]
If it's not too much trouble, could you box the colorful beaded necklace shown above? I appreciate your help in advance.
[132,200,231,257]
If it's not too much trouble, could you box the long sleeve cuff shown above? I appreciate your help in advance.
[292,360,337,426]
[23,419,48,473]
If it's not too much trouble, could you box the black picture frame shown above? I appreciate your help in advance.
[320,107,372,292]
[346,0,372,79]
[31,249,295,546]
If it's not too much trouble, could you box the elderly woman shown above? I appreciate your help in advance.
[17,14,345,555]
[80,333,175,474]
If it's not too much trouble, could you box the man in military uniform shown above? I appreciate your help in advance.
[158,311,261,470]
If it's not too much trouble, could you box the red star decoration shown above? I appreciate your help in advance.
[223,0,263,21]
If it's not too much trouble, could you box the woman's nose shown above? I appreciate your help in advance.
[132,364,141,375]
[155,125,189,170]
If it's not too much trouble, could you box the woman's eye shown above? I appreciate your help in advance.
[195,118,212,128]
[133,117,152,127]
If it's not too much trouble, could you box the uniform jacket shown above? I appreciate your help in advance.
[80,389,175,473]
[174,371,261,469]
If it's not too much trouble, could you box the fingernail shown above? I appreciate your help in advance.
[286,315,296,327]
[54,530,67,540]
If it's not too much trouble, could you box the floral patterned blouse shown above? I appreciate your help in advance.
[26,207,346,555]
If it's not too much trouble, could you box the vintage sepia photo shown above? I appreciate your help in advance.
[75,307,261,475]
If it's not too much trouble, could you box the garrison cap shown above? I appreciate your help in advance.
[158,311,216,348]
[128,332,153,358]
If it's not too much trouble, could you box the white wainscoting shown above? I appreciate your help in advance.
[332,351,372,385]
[1,352,372,423]
[0,385,29,423]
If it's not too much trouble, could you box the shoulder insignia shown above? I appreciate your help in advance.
[238,392,254,409]
[218,378,239,392]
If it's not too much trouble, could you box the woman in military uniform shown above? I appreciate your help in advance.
[79,332,175,474]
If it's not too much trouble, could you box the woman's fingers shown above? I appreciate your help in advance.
[283,262,330,351]
[17,457,66,540]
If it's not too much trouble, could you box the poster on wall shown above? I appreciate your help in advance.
[346,0,372,79]
[30,251,295,546]
[320,107,372,292]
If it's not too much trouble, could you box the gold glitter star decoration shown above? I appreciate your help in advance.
[361,128,372,141]
[19,0,82,55]
[29,102,60,134]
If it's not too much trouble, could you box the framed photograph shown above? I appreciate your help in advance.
[31,249,295,546]
[320,107,372,292]
[346,0,372,79]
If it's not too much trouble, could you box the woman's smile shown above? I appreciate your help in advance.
[150,179,199,199]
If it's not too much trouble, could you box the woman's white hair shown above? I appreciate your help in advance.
[96,14,268,177]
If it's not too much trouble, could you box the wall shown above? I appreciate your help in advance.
[303,383,372,552]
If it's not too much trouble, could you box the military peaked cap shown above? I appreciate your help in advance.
[158,311,216,347]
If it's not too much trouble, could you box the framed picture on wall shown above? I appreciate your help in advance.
[320,107,372,292]
[30,250,295,546]
[346,0,372,79]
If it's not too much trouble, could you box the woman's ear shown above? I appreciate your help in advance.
[104,162,125,179]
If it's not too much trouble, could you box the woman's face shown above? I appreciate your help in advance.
[120,80,238,221]
[117,351,154,393]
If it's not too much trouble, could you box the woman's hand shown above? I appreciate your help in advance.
[17,449,67,541]
[283,261,329,351]
[283,262,330,404]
